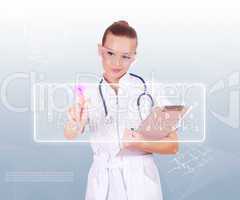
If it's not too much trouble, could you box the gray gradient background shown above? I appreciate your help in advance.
[0,1,240,199]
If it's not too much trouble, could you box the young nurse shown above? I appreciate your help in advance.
[64,20,179,200]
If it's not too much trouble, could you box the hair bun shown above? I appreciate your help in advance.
[115,20,129,26]
[102,20,137,46]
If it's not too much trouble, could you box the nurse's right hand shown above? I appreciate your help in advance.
[64,93,88,139]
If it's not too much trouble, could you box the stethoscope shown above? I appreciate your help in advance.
[98,73,154,124]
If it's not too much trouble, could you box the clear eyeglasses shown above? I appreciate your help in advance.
[100,45,136,66]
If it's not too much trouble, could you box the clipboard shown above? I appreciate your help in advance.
[136,105,192,139]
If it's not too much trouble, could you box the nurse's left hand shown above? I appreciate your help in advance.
[122,129,145,149]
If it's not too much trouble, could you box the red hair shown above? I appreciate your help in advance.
[102,20,138,46]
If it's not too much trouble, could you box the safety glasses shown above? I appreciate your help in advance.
[99,45,136,66]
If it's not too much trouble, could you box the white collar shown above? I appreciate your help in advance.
[101,72,131,86]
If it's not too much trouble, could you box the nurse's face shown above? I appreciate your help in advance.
[98,33,137,83]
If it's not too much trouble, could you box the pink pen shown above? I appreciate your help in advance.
[74,84,86,109]
[74,84,85,96]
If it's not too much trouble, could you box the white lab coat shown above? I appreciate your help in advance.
[84,73,164,200]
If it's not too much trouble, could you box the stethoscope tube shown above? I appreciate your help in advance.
[98,78,108,117]
[99,73,154,121]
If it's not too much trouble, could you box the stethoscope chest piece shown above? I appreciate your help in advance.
[105,115,113,124]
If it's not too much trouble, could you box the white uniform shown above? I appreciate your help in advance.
[85,73,164,200]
